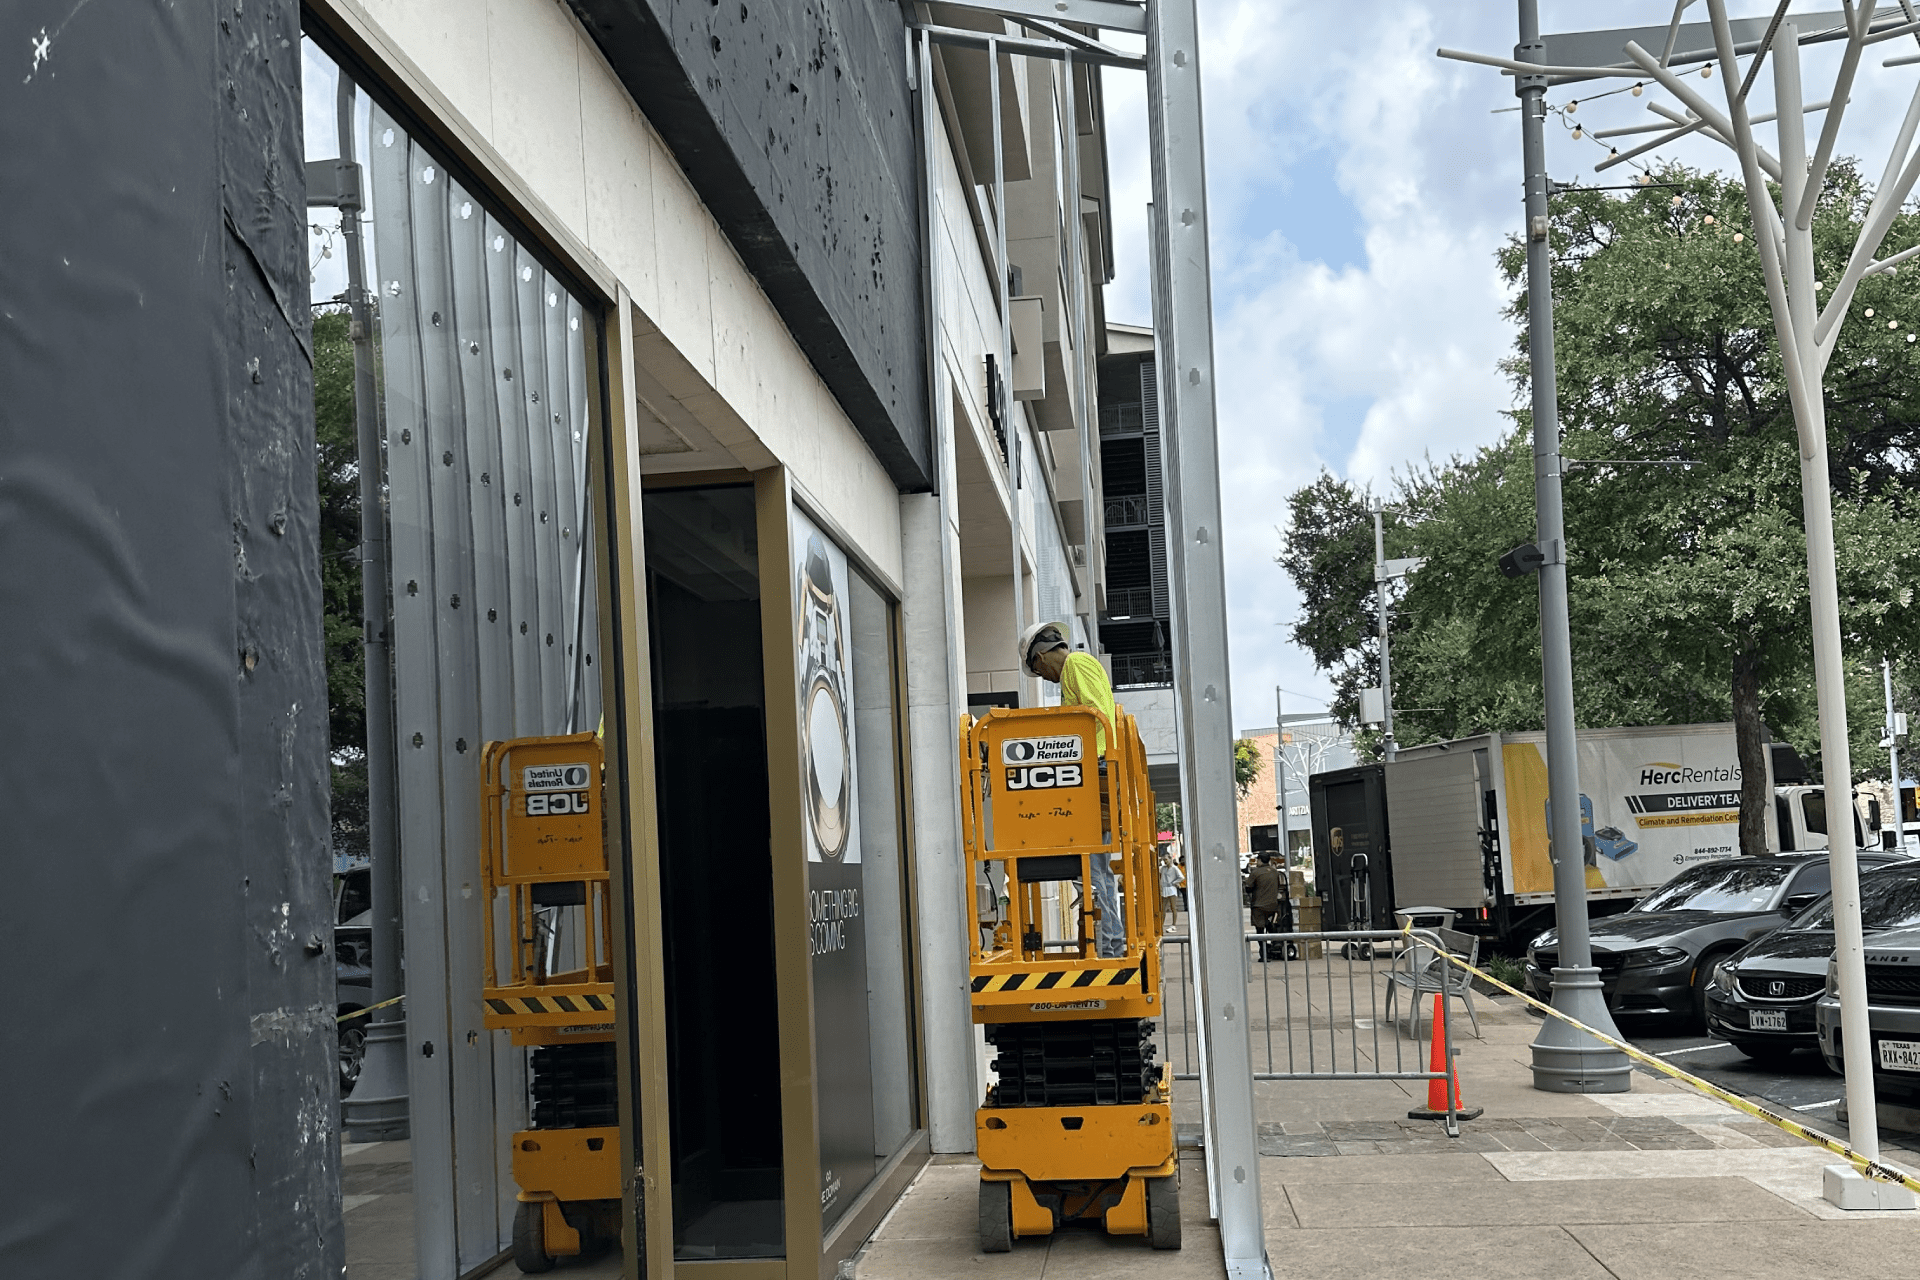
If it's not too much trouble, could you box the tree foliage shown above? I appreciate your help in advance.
[314,308,368,858]
[1233,738,1265,798]
[1281,164,1920,831]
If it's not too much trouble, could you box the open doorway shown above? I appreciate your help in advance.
[643,484,786,1259]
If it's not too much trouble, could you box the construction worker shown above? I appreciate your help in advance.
[1020,621,1124,958]
[1243,851,1290,962]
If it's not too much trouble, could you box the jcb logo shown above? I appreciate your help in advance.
[527,792,591,816]
[1005,764,1083,790]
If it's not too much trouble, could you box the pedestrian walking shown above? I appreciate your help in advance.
[1243,851,1292,961]
[1159,850,1181,931]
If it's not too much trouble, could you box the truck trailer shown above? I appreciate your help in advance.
[1308,724,1881,950]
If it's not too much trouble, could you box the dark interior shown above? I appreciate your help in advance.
[644,484,785,1259]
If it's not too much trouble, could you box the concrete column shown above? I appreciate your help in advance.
[900,481,978,1152]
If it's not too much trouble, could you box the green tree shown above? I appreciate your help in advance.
[1282,164,1920,851]
[1233,738,1265,798]
[313,308,369,857]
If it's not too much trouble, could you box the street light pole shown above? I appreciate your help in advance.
[1515,0,1629,1093]
[1372,501,1397,763]
[1887,658,1907,852]
[1274,687,1287,863]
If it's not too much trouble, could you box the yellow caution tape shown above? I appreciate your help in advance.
[337,993,405,1024]
[1421,935,1920,1192]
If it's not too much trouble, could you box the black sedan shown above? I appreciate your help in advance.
[1527,853,1901,1027]
[1705,860,1920,1061]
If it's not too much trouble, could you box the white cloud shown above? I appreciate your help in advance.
[1098,1,1920,732]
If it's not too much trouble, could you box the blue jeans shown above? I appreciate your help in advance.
[1093,855,1124,958]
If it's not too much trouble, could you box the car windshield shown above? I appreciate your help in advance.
[1793,869,1920,932]
[1635,862,1791,913]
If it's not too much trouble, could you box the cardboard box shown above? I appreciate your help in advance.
[1288,870,1308,894]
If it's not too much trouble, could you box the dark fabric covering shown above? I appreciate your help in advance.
[567,0,931,491]
[0,1,340,1274]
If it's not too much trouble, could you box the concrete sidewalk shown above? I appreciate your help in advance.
[855,983,1920,1278]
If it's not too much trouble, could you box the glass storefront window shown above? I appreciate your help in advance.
[302,36,604,1271]
[789,509,919,1232]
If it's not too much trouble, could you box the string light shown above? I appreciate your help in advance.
[1632,82,1644,96]
[1702,65,1713,79]
[1891,319,1900,330]
[1573,125,1584,139]
[1734,232,1745,242]
[1867,307,1876,317]
[1704,215,1715,224]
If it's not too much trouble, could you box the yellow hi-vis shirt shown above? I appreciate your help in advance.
[1058,651,1115,756]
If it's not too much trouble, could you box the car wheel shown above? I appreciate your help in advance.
[1689,952,1730,1032]
[338,1018,367,1094]
[1734,1039,1797,1064]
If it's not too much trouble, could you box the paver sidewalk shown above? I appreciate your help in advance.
[855,984,1920,1279]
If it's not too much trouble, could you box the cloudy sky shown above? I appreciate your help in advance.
[1098,1,1920,733]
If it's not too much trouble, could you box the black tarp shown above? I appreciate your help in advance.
[0,1,340,1274]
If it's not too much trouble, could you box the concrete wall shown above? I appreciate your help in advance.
[567,0,929,489]
[326,0,905,586]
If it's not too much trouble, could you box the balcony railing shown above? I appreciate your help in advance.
[1099,402,1144,436]
[1103,493,1153,528]
[1112,651,1173,689]
[1102,586,1155,619]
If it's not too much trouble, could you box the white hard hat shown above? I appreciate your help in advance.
[1017,620,1071,674]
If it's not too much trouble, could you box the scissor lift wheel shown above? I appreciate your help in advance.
[1147,1174,1181,1250]
[979,1179,1013,1253]
[512,1200,554,1273]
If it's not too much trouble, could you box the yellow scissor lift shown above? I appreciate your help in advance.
[961,704,1180,1252]
[480,732,623,1272]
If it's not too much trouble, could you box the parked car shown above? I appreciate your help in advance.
[1816,923,1920,1102]
[1705,861,1920,1060]
[1527,853,1901,1027]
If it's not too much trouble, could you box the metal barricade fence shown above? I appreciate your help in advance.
[1158,928,1464,1135]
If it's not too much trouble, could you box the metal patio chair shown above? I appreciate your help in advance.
[1384,925,1481,1038]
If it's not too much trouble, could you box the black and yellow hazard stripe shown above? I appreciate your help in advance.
[485,992,614,1017]
[972,965,1139,994]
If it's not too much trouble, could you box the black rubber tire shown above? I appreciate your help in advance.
[337,1018,366,1094]
[1734,1039,1798,1064]
[1689,950,1731,1032]
[1147,1175,1182,1250]
[979,1180,1013,1254]
[512,1200,556,1274]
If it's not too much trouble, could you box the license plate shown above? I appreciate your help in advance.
[1748,1009,1788,1032]
[1878,1039,1920,1073]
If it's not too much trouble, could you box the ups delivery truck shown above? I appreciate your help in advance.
[1309,724,1880,950]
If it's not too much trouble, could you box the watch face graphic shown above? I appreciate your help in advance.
[798,531,852,861]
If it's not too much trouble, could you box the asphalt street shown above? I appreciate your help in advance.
[1546,1007,1920,1157]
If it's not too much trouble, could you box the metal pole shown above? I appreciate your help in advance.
[1515,0,1629,1093]
[990,38,1027,704]
[1745,11,1879,1167]
[1372,500,1396,763]
[1275,687,1287,864]
[1145,1,1269,1273]
[1062,51,1101,657]
[337,75,410,1138]
[1887,657,1906,852]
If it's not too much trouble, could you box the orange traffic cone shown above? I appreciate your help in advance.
[1409,992,1483,1122]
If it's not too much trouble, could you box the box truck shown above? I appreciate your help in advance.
[1308,724,1882,950]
